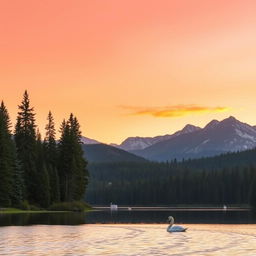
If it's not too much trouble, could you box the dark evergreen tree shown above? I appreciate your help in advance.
[249,169,256,210]
[35,131,50,208]
[69,115,88,200]
[11,160,24,206]
[0,102,24,206]
[58,114,89,202]
[14,90,37,203]
[86,159,256,206]
[58,119,70,201]
[44,111,60,203]
[0,101,14,206]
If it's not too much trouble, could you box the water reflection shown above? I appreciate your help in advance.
[0,212,86,226]
[0,209,256,226]
[1,223,256,255]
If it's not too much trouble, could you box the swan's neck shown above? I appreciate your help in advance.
[168,219,174,227]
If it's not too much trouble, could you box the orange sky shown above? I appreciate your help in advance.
[1,0,256,144]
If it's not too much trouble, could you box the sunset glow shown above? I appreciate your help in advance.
[1,0,256,143]
[121,105,229,118]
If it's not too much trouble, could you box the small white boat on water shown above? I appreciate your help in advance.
[110,202,118,211]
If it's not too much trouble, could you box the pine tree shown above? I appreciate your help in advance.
[44,111,60,203]
[58,114,89,202]
[35,131,50,208]
[11,160,24,206]
[58,119,70,201]
[249,168,256,210]
[0,101,13,206]
[69,115,88,200]
[14,90,37,203]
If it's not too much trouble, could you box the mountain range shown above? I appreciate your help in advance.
[81,116,256,162]
[114,124,201,151]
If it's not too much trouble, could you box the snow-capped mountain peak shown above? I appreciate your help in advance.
[81,136,101,145]
[118,137,153,151]
[117,124,201,151]
[131,116,256,161]
[81,117,256,162]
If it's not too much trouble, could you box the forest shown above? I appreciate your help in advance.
[1,91,256,210]
[0,91,89,209]
[86,150,256,208]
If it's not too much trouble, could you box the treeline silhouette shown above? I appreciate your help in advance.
[0,91,89,208]
[86,150,256,208]
[1,91,256,210]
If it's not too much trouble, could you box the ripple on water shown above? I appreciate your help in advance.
[0,224,256,256]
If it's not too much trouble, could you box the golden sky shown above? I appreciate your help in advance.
[1,0,256,144]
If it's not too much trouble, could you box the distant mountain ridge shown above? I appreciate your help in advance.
[82,144,146,163]
[131,116,256,161]
[81,116,256,163]
[81,137,101,145]
[115,124,201,151]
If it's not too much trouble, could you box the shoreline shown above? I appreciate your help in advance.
[0,206,251,214]
[93,206,251,211]
[0,208,92,214]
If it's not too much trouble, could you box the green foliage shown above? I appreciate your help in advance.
[0,102,15,206]
[249,172,256,210]
[49,201,91,212]
[86,152,256,206]
[0,91,90,209]
[44,111,60,203]
[58,114,89,202]
[19,200,30,210]
[5,90,256,210]
[35,132,51,208]
[11,164,24,206]
[47,166,60,203]
[29,204,42,211]
[18,200,42,211]
[14,91,37,202]
[179,149,256,170]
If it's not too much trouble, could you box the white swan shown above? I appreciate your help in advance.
[167,216,187,232]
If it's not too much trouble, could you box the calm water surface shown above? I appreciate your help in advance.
[1,209,256,255]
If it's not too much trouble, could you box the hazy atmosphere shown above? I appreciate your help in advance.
[1,1,256,255]
[1,0,256,143]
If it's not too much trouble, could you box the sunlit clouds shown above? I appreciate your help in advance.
[121,105,230,118]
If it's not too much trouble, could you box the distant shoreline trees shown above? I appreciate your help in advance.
[87,160,256,209]
[0,91,89,208]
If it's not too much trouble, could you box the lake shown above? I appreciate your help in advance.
[0,209,256,255]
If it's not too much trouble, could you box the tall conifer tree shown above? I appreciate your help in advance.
[14,90,37,203]
[69,115,88,200]
[58,114,88,202]
[35,131,50,207]
[44,111,60,203]
[58,119,70,201]
[249,167,256,210]
[0,101,14,206]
